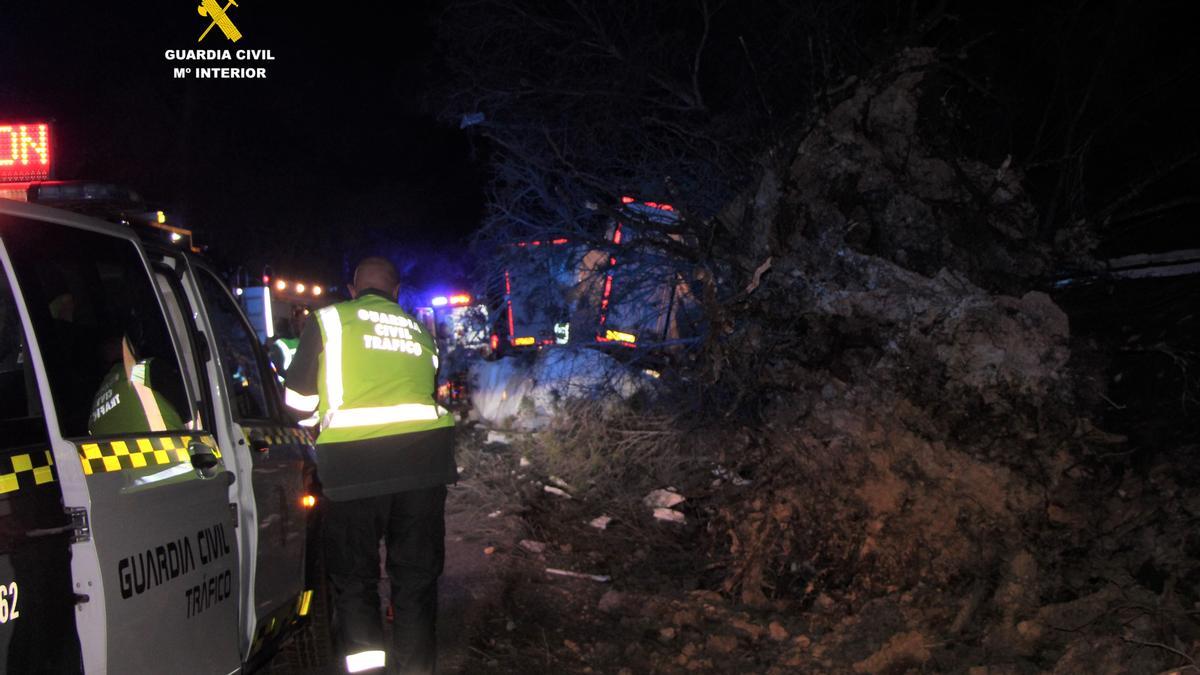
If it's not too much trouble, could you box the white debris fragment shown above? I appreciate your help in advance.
[653,508,686,524]
[519,456,532,468]
[644,488,686,509]
[589,515,613,530]
[544,485,572,499]
[711,465,752,486]
[519,539,547,554]
[486,430,512,444]
[548,475,574,491]
[488,510,503,518]
[546,567,611,583]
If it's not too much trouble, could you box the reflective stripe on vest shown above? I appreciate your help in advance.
[345,650,386,673]
[320,402,447,431]
[318,306,345,411]
[129,362,169,431]
[275,339,297,372]
[285,387,320,412]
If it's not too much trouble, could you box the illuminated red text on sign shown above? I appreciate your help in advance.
[0,123,52,182]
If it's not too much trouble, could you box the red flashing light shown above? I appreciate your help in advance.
[612,224,623,245]
[261,275,270,284]
[551,238,568,244]
[449,293,471,306]
[490,334,499,351]
[621,196,635,204]
[0,123,51,183]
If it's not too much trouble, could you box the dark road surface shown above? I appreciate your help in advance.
[266,481,506,674]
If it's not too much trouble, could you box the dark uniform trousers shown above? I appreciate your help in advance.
[324,485,447,674]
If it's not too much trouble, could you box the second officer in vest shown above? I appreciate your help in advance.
[284,256,456,674]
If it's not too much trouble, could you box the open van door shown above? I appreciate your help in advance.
[0,224,81,672]
[150,249,312,664]
[0,206,241,674]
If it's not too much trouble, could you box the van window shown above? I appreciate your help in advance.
[195,268,271,421]
[153,259,215,431]
[0,218,192,438]
[0,264,46,449]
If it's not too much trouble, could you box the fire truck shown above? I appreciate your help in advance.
[493,197,695,357]
[0,120,327,672]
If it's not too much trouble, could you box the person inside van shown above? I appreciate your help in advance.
[88,332,188,436]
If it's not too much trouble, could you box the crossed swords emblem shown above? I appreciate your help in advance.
[197,0,242,43]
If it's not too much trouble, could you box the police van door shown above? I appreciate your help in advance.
[0,228,82,672]
[0,210,241,674]
[188,264,309,659]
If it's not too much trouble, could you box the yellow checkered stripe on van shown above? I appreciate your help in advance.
[252,426,312,447]
[78,434,221,475]
[0,450,56,494]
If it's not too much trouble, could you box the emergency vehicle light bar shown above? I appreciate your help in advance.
[432,293,472,307]
[265,277,325,297]
[26,181,142,204]
[0,122,51,183]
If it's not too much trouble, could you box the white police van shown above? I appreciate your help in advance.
[0,176,324,672]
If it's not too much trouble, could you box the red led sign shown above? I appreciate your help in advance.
[0,123,52,183]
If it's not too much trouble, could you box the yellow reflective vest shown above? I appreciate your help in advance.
[311,294,454,444]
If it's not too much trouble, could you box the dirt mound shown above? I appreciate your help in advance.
[450,48,1200,674]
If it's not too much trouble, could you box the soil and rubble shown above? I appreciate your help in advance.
[442,49,1200,674]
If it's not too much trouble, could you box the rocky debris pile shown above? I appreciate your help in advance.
[458,48,1199,673]
[720,47,1049,297]
[468,347,656,431]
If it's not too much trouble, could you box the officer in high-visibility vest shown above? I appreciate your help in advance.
[269,305,309,382]
[284,257,456,675]
[89,334,187,435]
[268,335,299,381]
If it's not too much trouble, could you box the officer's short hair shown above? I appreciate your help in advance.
[353,257,399,292]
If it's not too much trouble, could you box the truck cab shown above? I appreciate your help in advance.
[0,194,316,672]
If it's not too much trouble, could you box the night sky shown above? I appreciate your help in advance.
[0,1,484,292]
[2,2,1198,291]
